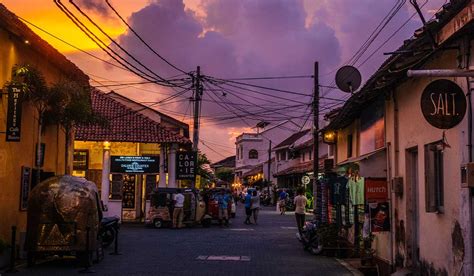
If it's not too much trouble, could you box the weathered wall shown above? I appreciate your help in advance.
[386,46,469,274]
[0,27,74,241]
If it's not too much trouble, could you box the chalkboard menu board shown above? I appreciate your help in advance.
[145,175,157,199]
[122,174,136,209]
[111,174,123,200]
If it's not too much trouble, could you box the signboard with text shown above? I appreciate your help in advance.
[421,79,466,129]
[365,178,388,202]
[110,156,159,174]
[20,166,31,211]
[176,151,197,180]
[6,85,24,142]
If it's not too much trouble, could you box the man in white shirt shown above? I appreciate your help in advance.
[294,188,307,233]
[173,189,185,229]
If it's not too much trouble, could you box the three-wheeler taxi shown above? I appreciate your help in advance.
[145,188,212,228]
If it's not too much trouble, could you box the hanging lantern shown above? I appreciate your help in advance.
[323,130,336,144]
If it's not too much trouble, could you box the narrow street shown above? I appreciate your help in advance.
[17,206,352,275]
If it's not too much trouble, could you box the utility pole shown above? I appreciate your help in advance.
[313,61,320,223]
[193,66,201,152]
[267,140,272,195]
[192,66,202,189]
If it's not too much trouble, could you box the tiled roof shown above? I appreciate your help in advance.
[324,0,472,131]
[243,164,263,178]
[0,4,88,84]
[75,90,191,144]
[274,158,326,177]
[273,129,311,150]
[211,156,236,168]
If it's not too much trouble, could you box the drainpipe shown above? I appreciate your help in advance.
[466,38,472,163]
[392,89,400,272]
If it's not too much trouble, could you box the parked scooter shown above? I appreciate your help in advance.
[99,216,120,248]
[296,220,323,255]
[260,194,272,206]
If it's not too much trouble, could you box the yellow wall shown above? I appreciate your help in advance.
[0,27,78,240]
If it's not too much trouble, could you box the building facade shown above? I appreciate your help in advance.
[323,1,474,274]
[0,4,89,242]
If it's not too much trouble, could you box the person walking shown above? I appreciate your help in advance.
[294,187,307,233]
[279,189,288,215]
[244,190,252,224]
[173,189,185,229]
[217,189,231,227]
[251,190,260,224]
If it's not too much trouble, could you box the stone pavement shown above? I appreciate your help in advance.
[13,206,352,275]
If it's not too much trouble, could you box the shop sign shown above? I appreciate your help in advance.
[110,156,159,174]
[20,166,31,211]
[176,151,197,180]
[6,85,24,142]
[35,143,45,167]
[365,178,388,201]
[421,79,466,129]
[437,2,474,45]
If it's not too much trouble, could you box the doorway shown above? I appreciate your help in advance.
[405,147,419,267]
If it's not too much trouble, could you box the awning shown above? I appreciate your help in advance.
[337,147,386,166]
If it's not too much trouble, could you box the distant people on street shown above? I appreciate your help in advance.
[244,190,253,224]
[217,189,231,227]
[173,189,185,229]
[279,189,288,215]
[294,188,307,233]
[251,190,260,224]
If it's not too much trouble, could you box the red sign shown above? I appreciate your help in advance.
[365,178,388,201]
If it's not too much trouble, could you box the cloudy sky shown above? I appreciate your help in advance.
[3,0,447,162]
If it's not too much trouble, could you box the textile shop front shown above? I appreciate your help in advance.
[320,149,391,272]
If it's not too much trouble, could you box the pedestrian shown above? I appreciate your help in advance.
[279,189,288,215]
[251,190,260,224]
[173,189,185,229]
[294,187,308,233]
[244,190,252,224]
[217,189,231,227]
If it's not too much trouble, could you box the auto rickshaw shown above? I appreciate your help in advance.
[145,188,211,228]
[26,175,103,266]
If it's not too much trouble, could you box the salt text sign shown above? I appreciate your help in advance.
[420,79,466,129]
[176,151,197,180]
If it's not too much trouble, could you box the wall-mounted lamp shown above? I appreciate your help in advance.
[24,40,30,45]
[323,130,336,144]
[103,141,111,150]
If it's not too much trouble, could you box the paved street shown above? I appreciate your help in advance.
[15,206,352,275]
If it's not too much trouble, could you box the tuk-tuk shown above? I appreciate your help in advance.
[26,175,103,266]
[145,188,211,228]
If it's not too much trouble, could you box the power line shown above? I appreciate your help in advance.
[105,0,188,75]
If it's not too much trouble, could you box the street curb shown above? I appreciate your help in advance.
[336,258,363,276]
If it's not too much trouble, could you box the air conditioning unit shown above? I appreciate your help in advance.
[461,163,474,188]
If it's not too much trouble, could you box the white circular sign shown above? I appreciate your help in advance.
[301,175,310,185]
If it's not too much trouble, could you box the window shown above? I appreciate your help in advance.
[249,149,258,159]
[424,142,444,213]
[240,146,243,159]
[279,150,287,161]
[236,147,239,160]
[347,134,353,158]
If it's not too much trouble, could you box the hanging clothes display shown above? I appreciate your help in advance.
[349,176,365,205]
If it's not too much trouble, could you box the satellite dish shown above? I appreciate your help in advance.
[335,65,362,93]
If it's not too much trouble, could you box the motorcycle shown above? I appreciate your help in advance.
[260,194,272,206]
[296,220,323,255]
[99,216,120,248]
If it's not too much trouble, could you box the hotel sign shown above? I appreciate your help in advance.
[176,151,197,180]
[110,156,159,174]
[421,79,466,129]
[6,85,24,142]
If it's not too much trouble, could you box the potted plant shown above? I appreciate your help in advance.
[0,238,11,268]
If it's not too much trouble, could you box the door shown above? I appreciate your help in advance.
[406,147,419,267]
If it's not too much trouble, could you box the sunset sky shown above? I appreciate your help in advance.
[2,0,447,162]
